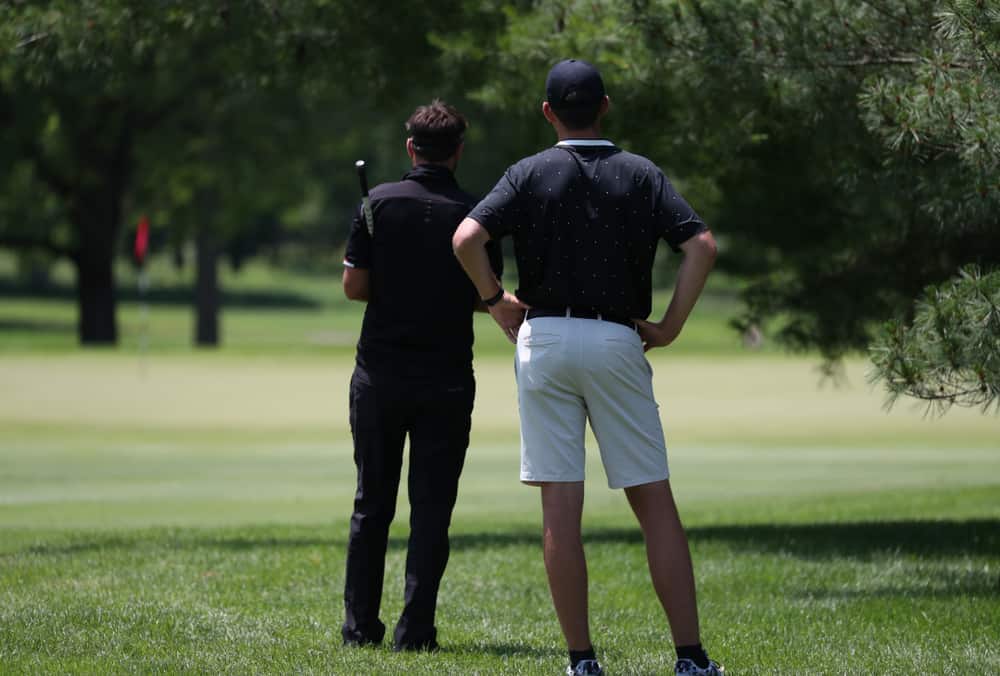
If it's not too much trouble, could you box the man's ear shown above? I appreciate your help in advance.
[406,137,417,162]
[598,96,610,118]
[542,101,559,125]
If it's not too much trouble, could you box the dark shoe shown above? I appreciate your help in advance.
[342,635,381,648]
[342,622,385,647]
[566,659,604,675]
[393,637,440,652]
[675,658,725,675]
[343,636,380,648]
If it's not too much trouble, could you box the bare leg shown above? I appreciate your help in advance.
[539,481,591,651]
[624,479,700,646]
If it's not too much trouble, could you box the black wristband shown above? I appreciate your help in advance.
[483,288,504,307]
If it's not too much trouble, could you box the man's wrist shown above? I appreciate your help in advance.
[483,288,504,307]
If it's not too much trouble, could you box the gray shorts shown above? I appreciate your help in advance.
[515,315,669,489]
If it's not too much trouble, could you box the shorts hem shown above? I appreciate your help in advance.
[520,474,585,484]
[608,471,670,490]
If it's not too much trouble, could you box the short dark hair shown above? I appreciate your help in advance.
[549,102,602,131]
[405,100,467,162]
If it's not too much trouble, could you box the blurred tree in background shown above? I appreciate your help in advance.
[0,0,996,410]
[0,0,463,345]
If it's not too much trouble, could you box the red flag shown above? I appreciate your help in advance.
[134,215,150,265]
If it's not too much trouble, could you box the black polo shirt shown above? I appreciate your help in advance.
[344,163,502,380]
[469,140,705,320]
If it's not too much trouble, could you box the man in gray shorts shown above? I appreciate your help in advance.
[453,59,723,676]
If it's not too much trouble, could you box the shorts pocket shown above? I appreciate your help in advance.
[603,333,642,351]
[520,332,561,348]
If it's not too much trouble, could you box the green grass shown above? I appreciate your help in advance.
[0,253,754,356]
[1,352,999,674]
[1,258,999,673]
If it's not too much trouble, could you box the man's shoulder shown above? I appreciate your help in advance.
[369,178,473,208]
[502,147,568,182]
[368,179,414,201]
[608,148,662,176]
[514,146,566,168]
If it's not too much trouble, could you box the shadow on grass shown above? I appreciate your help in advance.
[15,519,1000,562]
[464,519,1000,561]
[686,519,1000,559]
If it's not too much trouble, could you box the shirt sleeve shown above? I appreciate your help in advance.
[468,167,522,240]
[652,171,707,253]
[343,201,372,269]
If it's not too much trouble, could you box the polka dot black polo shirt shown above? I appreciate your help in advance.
[469,139,706,320]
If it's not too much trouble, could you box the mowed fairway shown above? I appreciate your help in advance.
[1,351,998,674]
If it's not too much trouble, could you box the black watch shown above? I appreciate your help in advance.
[483,288,504,307]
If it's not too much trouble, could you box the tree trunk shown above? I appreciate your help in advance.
[73,197,122,345]
[195,227,221,347]
[75,249,118,344]
[66,114,132,346]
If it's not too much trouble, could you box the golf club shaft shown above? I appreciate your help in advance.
[355,160,374,236]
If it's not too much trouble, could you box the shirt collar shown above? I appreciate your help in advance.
[402,163,458,186]
[556,139,615,147]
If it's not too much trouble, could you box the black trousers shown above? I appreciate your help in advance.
[342,363,474,649]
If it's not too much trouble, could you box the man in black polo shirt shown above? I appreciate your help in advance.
[341,100,501,652]
[453,61,723,675]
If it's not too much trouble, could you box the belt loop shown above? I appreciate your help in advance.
[597,312,603,321]
[565,307,571,318]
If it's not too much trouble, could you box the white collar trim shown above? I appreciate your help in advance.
[556,139,615,147]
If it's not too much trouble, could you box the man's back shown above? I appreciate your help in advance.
[345,164,496,379]
[471,143,703,320]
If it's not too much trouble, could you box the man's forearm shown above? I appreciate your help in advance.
[453,217,502,301]
[342,267,370,302]
[657,231,717,340]
[454,216,528,343]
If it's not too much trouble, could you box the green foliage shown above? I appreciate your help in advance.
[871,266,1000,414]
[436,0,1000,412]
[0,1,474,341]
[858,1,1000,224]
[2,0,997,403]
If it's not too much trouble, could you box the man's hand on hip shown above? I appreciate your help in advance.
[489,292,530,344]
[634,318,680,352]
[636,230,717,352]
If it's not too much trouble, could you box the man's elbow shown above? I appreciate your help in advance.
[342,270,370,301]
[453,217,484,255]
[695,230,718,263]
[343,284,367,301]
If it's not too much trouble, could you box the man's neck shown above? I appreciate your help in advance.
[411,159,456,172]
[556,126,602,141]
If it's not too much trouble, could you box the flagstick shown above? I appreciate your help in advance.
[138,264,149,378]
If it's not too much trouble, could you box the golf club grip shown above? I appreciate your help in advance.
[355,160,374,236]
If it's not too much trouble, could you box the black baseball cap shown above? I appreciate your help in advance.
[545,59,605,108]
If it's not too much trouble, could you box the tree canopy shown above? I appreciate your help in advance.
[0,0,463,343]
[435,0,1000,410]
[0,0,997,410]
